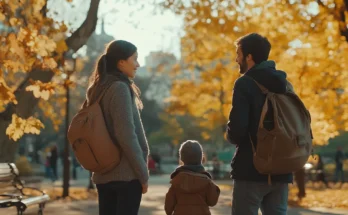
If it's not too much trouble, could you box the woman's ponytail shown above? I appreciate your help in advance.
[88,54,107,87]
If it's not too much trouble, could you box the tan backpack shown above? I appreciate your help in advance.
[67,87,120,174]
[250,79,312,184]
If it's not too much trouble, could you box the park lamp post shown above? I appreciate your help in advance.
[62,52,76,198]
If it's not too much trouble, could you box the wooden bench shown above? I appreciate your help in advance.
[0,163,50,215]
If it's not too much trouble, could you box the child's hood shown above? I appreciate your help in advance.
[171,171,212,193]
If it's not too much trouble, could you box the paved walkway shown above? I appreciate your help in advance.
[3,174,348,215]
[5,186,348,215]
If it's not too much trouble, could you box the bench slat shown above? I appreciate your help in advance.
[0,163,18,176]
[0,175,14,182]
[21,195,50,206]
[0,164,10,169]
[0,163,49,212]
[0,198,20,204]
[0,181,15,189]
[0,169,12,176]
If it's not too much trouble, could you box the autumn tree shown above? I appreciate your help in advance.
[285,0,348,42]
[162,0,348,146]
[0,0,100,162]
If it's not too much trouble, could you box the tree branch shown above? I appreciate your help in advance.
[339,7,348,42]
[65,0,101,52]
[316,0,348,42]
[40,0,48,18]
[0,0,101,120]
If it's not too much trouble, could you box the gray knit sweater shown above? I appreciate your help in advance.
[87,81,149,185]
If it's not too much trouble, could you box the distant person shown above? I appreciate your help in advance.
[148,155,156,174]
[165,140,220,215]
[212,154,221,180]
[151,152,162,171]
[334,146,345,183]
[44,150,52,179]
[49,145,58,181]
[86,40,149,215]
[316,154,329,188]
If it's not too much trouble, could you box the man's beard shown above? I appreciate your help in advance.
[239,59,248,74]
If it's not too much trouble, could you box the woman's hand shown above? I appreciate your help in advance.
[142,182,148,194]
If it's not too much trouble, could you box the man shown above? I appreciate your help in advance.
[226,33,292,215]
[335,146,345,183]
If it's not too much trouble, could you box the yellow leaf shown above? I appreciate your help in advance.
[0,12,5,21]
[7,1,20,13]
[9,17,18,26]
[0,77,17,105]
[3,60,24,72]
[24,116,45,134]
[6,114,44,141]
[56,40,68,54]
[25,80,56,100]
[6,114,24,142]
[43,57,58,69]
[7,33,26,61]
[28,35,56,57]
[60,23,68,32]
[32,0,46,12]
[17,28,29,42]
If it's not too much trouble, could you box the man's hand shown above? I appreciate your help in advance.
[142,182,148,194]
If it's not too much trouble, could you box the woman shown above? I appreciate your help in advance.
[86,40,149,214]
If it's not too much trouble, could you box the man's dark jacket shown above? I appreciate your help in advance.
[226,60,293,183]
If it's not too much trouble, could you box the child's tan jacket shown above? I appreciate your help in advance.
[164,166,220,215]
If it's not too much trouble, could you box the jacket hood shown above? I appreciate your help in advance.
[245,60,288,93]
[170,165,212,193]
[171,172,212,194]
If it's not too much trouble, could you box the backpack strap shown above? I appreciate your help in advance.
[81,100,88,109]
[244,75,269,94]
[253,80,269,94]
[81,85,112,109]
[95,88,108,103]
[249,134,256,155]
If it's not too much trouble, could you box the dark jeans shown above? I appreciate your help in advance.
[50,163,57,180]
[316,172,329,187]
[335,167,345,183]
[96,180,142,215]
[232,180,288,215]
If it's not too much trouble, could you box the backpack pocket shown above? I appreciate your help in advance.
[296,135,307,147]
[72,138,99,171]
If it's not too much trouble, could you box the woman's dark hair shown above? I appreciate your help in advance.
[89,40,137,84]
[88,40,143,109]
[235,33,271,64]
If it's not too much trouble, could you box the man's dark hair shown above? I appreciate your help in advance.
[235,33,271,64]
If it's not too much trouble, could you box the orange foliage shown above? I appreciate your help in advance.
[162,0,348,145]
[0,0,69,140]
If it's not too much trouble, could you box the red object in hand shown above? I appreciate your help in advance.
[148,157,156,170]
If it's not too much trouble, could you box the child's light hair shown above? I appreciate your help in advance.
[179,140,203,165]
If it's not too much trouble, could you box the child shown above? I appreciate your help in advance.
[165,140,220,215]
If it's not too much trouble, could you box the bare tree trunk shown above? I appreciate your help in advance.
[62,73,71,198]
[340,0,348,42]
[0,0,101,163]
